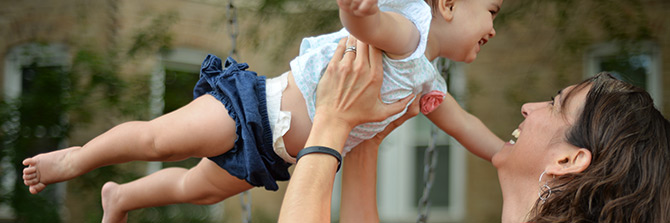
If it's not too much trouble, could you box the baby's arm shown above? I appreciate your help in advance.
[425,93,504,162]
[337,0,419,58]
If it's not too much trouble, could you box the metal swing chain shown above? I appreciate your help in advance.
[239,190,252,223]
[227,1,251,223]
[416,58,450,223]
[416,124,439,223]
[227,0,239,58]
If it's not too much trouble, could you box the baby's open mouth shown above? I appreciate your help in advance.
[478,38,488,46]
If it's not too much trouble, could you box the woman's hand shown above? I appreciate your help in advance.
[280,36,411,223]
[370,95,420,145]
[314,36,412,133]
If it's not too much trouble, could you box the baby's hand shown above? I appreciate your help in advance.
[337,0,379,17]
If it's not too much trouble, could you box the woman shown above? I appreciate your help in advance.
[493,72,670,222]
[281,36,670,222]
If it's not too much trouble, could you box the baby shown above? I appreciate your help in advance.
[23,0,504,221]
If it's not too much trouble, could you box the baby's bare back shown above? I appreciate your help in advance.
[279,71,313,158]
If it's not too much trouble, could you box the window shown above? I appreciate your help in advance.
[585,42,663,111]
[150,48,202,170]
[2,43,70,220]
[413,117,453,210]
[149,48,210,118]
[376,60,466,222]
[144,48,224,221]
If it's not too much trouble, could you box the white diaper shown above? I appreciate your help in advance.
[266,72,297,164]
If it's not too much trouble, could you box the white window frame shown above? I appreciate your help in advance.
[149,48,209,119]
[147,47,224,220]
[2,43,70,220]
[584,41,663,111]
[146,48,208,173]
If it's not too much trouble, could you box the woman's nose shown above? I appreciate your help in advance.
[489,27,496,38]
[521,102,543,118]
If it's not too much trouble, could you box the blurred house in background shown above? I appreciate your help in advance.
[0,0,668,222]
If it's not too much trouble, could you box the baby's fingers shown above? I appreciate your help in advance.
[341,0,361,12]
[354,0,379,16]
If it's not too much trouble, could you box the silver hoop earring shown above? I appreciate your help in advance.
[538,171,554,203]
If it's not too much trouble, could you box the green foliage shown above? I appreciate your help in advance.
[245,0,340,62]
[497,0,656,53]
[129,203,213,223]
[11,186,61,223]
[1,0,660,222]
[495,0,659,108]
[0,10,177,222]
[127,11,179,57]
[2,63,69,223]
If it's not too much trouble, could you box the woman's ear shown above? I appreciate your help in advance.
[547,147,592,176]
[438,0,456,21]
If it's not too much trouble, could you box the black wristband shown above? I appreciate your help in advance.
[296,146,342,172]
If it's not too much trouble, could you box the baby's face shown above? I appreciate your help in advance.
[439,0,502,63]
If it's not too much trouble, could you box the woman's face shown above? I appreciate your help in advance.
[492,84,590,184]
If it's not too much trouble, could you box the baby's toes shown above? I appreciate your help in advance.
[29,183,46,194]
[24,175,39,186]
[22,158,35,166]
[23,166,37,175]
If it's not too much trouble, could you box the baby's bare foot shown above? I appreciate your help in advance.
[22,147,82,194]
[102,182,128,223]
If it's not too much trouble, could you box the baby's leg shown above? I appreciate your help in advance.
[23,94,237,194]
[101,158,251,223]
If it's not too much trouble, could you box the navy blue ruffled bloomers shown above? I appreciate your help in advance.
[193,55,291,191]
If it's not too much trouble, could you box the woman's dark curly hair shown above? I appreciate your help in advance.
[528,72,670,222]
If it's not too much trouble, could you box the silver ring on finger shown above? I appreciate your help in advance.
[345,46,357,53]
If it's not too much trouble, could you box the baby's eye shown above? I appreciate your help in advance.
[489,9,499,17]
[549,96,555,106]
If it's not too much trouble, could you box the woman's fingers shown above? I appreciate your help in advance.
[385,94,415,120]
[367,44,383,76]
[397,95,420,122]
[354,36,369,66]
[387,95,418,133]
[343,35,358,62]
[373,95,418,141]
[330,38,347,65]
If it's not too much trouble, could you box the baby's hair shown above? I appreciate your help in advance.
[425,0,438,11]
[425,0,445,15]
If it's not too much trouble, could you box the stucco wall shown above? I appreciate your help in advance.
[1,0,668,222]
